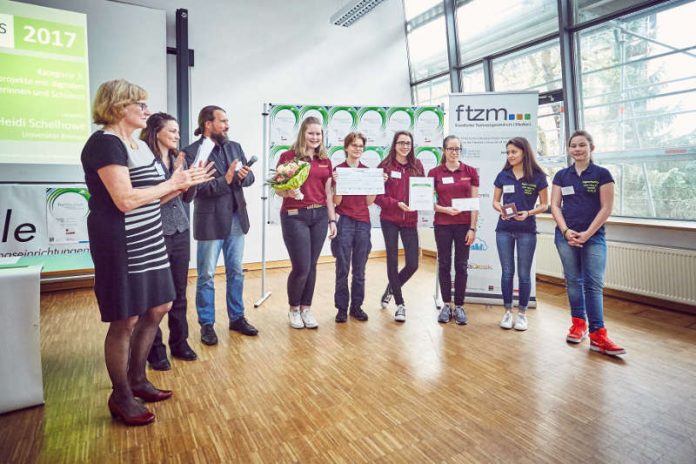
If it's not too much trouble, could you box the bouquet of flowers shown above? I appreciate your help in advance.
[267,156,310,200]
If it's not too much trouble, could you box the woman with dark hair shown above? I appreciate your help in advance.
[276,116,337,329]
[492,137,548,331]
[376,131,424,322]
[140,113,197,370]
[428,135,478,325]
[81,80,211,425]
[331,132,373,323]
[551,130,625,356]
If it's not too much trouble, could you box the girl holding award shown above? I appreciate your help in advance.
[428,135,479,325]
[376,131,424,323]
[331,132,374,323]
[274,117,337,330]
[551,130,625,356]
[492,137,548,331]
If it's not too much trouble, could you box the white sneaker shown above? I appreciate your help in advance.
[394,305,406,322]
[300,308,318,329]
[500,310,514,329]
[288,309,304,329]
[514,313,528,331]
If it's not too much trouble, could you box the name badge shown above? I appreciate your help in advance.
[561,186,575,196]
[391,171,402,179]
[442,177,454,185]
[154,163,165,177]
[503,184,515,193]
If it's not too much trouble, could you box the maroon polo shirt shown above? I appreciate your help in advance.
[277,150,332,212]
[428,162,479,225]
[333,161,371,223]
[375,158,424,228]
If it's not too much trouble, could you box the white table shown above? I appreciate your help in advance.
[0,265,44,414]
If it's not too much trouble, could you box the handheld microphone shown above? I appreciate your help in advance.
[244,155,258,168]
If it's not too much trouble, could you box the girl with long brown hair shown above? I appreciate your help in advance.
[492,137,548,331]
[376,131,424,322]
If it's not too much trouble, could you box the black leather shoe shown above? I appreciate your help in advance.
[170,342,198,361]
[200,324,218,345]
[229,317,258,336]
[335,309,348,323]
[350,308,369,321]
[148,357,171,371]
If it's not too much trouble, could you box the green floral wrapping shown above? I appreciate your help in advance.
[266,160,310,191]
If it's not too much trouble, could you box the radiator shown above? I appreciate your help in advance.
[536,233,696,306]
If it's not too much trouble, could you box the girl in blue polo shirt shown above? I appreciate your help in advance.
[550,130,625,356]
[493,137,548,331]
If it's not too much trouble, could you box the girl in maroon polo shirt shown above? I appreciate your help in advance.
[428,135,479,325]
[275,117,337,330]
[375,130,424,322]
[331,132,374,323]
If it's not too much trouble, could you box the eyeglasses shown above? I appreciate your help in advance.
[349,144,365,150]
[396,141,412,147]
[133,101,149,111]
[445,147,462,153]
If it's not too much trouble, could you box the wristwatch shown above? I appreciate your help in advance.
[329,219,337,224]
[469,228,476,232]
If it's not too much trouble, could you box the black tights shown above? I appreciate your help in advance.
[105,303,170,414]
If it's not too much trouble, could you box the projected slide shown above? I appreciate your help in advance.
[0,0,89,165]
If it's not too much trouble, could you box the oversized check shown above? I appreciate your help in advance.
[335,168,385,195]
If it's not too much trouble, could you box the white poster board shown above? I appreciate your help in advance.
[449,92,539,306]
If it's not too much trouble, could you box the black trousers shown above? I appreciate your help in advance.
[380,220,419,306]
[434,224,470,306]
[148,230,191,361]
[280,207,329,307]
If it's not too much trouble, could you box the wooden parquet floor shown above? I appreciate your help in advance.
[1,257,696,463]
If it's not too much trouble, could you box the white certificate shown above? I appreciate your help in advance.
[451,197,480,211]
[335,168,385,195]
[193,137,215,166]
[408,177,434,211]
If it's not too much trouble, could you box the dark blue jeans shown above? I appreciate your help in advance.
[434,224,470,306]
[332,215,372,311]
[495,230,537,309]
[381,220,419,306]
[281,207,328,307]
[554,228,607,332]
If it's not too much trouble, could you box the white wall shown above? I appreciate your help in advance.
[120,0,412,263]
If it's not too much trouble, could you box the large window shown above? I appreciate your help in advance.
[403,0,442,20]
[456,0,558,65]
[402,0,696,222]
[461,64,485,92]
[413,74,451,109]
[576,1,696,219]
[574,0,658,24]
[406,14,448,81]
[492,40,562,93]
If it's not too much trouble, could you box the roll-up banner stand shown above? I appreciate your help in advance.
[448,92,539,307]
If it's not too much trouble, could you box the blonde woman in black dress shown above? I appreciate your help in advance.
[81,79,211,425]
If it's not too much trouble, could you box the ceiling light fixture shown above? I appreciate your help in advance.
[330,0,387,27]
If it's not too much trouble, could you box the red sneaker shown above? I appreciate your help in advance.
[566,317,588,343]
[589,328,626,356]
